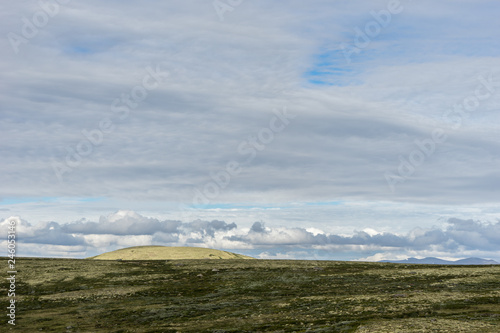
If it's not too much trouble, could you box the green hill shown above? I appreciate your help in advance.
[89,245,254,260]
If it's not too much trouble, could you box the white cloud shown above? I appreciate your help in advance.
[3,212,499,262]
[306,227,325,236]
[362,228,380,236]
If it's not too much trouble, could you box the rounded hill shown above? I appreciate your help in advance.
[89,246,254,260]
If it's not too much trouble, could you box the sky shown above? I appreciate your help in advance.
[1,0,499,261]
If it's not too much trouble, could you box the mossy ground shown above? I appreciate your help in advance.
[1,258,499,332]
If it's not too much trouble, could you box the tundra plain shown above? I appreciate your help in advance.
[2,257,499,332]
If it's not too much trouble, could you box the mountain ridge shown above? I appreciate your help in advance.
[380,257,499,265]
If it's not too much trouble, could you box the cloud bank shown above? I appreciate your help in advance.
[2,211,498,261]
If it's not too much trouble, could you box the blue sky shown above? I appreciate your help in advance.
[1,0,500,261]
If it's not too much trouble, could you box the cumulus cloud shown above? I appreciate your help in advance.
[2,212,499,261]
[182,219,237,237]
[445,218,500,251]
[62,210,181,235]
[0,216,85,246]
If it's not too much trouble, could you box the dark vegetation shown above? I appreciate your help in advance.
[2,258,499,332]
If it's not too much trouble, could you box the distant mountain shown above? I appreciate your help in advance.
[453,257,499,265]
[380,257,499,265]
